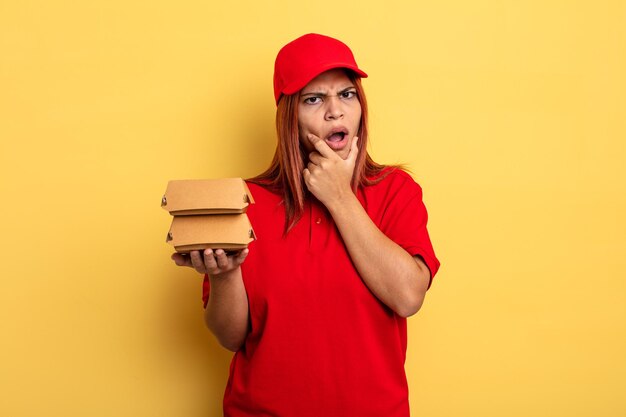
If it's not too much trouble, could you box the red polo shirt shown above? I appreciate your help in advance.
[202,168,440,417]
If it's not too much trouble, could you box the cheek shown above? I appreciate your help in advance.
[298,114,316,150]
[299,134,314,153]
[298,112,314,134]
[353,106,362,129]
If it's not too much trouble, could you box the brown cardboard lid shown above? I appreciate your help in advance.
[166,214,256,252]
[162,178,255,215]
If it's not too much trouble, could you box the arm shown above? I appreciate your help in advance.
[326,194,430,317]
[303,135,430,317]
[172,249,249,351]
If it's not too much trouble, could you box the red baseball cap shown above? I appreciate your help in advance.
[273,33,368,104]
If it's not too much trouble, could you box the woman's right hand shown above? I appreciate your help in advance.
[171,248,249,277]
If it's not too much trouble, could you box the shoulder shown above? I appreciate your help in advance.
[364,167,423,199]
[380,167,420,185]
[245,181,282,203]
[245,180,284,221]
[244,181,286,236]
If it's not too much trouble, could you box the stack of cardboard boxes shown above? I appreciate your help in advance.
[162,178,256,253]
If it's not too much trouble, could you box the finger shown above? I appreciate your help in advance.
[307,133,336,159]
[303,168,311,185]
[234,248,249,266]
[346,136,359,164]
[308,151,323,165]
[171,253,192,267]
[214,249,229,269]
[190,250,207,274]
[203,249,218,270]
[307,161,319,174]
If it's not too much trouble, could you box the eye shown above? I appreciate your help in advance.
[303,96,322,105]
[340,90,357,100]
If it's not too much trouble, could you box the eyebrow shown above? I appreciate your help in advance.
[300,85,356,97]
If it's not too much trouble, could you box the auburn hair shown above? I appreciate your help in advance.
[249,71,391,233]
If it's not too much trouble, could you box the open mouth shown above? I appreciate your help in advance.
[324,128,349,150]
[327,131,346,142]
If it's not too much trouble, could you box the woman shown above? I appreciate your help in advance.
[172,33,440,417]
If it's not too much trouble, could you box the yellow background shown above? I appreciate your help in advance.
[1,0,625,415]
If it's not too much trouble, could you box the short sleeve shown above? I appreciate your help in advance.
[368,170,440,285]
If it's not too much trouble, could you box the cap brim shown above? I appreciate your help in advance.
[281,63,368,96]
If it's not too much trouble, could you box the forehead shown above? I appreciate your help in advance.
[301,69,354,93]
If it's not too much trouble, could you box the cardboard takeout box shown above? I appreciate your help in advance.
[162,177,257,253]
[166,214,256,252]
[161,178,255,215]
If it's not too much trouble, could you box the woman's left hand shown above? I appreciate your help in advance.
[303,134,358,208]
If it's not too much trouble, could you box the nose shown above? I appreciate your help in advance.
[324,96,343,120]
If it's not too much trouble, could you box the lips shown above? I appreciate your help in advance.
[324,127,349,150]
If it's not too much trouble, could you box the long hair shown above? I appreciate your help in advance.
[249,71,391,233]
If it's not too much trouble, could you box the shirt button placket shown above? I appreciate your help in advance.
[310,203,323,249]
[308,202,314,248]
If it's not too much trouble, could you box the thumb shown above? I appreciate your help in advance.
[346,136,359,165]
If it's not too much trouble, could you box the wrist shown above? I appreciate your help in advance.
[208,266,241,283]
[326,190,359,217]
